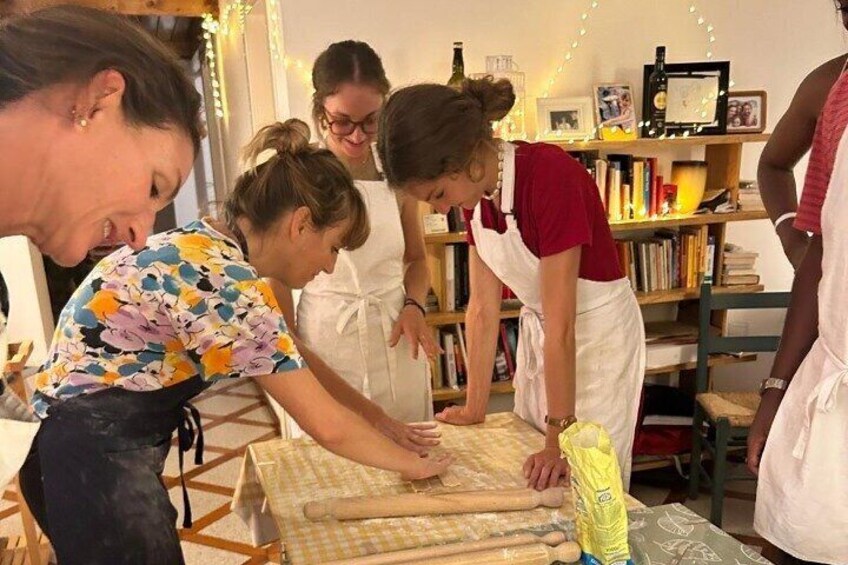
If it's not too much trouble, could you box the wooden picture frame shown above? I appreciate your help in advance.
[641,61,730,136]
[727,90,767,134]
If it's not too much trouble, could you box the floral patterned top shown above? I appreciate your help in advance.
[31,220,302,418]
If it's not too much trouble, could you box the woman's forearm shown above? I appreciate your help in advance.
[403,258,429,306]
[542,329,577,448]
[769,235,822,383]
[293,336,384,425]
[463,300,502,418]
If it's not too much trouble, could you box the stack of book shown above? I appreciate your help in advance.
[578,153,672,221]
[433,321,518,390]
[722,243,760,285]
[615,229,716,292]
[737,181,764,211]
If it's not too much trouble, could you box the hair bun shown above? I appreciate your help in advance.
[241,118,312,168]
[461,76,516,122]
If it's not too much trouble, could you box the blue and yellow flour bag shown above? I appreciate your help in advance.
[560,422,632,565]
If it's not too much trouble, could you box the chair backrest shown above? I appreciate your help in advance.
[695,284,790,393]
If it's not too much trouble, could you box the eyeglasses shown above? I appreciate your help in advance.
[323,112,379,136]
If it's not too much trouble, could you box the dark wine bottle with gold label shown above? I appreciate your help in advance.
[646,46,668,137]
[448,42,465,87]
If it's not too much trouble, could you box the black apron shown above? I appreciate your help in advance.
[20,375,211,565]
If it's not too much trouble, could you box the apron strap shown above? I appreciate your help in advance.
[793,339,848,459]
[176,400,205,528]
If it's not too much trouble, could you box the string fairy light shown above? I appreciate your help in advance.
[201,0,314,121]
[539,0,602,100]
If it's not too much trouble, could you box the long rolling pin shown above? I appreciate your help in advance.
[323,531,567,565]
[304,487,565,521]
[405,541,581,565]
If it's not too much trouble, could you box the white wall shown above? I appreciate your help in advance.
[0,237,54,365]
[269,0,846,391]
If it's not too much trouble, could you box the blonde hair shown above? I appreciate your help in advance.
[224,119,369,250]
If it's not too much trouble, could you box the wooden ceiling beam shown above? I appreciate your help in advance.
[0,0,218,18]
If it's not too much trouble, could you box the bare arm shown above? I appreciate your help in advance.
[255,369,451,478]
[436,246,503,424]
[758,55,845,267]
[747,235,822,474]
[265,277,441,453]
[523,247,580,490]
[388,194,440,358]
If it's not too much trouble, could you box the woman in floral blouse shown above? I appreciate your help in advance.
[19,119,452,565]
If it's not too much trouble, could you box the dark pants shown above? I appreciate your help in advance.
[763,544,827,565]
[19,377,207,565]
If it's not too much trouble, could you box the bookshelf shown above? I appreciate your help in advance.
[423,132,770,409]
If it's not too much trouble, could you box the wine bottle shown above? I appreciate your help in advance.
[646,46,668,137]
[447,42,465,87]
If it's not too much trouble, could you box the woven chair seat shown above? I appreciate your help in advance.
[696,391,760,428]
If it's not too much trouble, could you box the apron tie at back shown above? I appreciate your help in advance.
[177,400,205,528]
[793,339,848,459]
[518,307,544,378]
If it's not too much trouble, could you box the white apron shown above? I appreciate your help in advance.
[754,125,848,564]
[268,150,432,433]
[471,142,645,489]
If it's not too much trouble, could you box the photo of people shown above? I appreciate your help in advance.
[536,97,594,141]
[727,91,767,133]
[594,84,637,139]
[550,110,580,131]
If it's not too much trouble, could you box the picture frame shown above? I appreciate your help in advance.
[593,84,638,140]
[641,61,730,136]
[535,96,595,141]
[726,90,767,134]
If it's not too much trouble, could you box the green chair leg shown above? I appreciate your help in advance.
[688,404,705,500]
[710,417,730,527]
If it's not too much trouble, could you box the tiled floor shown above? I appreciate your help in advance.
[1,380,768,564]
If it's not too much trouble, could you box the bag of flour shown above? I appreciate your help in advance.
[560,422,632,565]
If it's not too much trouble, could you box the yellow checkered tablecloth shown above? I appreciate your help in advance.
[232,412,584,564]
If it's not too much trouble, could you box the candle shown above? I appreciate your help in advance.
[671,161,708,215]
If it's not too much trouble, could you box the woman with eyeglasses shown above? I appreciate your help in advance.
[265,41,438,444]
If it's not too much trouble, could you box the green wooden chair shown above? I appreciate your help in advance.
[687,283,790,527]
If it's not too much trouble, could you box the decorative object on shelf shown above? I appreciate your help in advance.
[727,90,767,134]
[536,96,595,141]
[447,41,465,87]
[641,62,730,136]
[423,213,449,235]
[472,55,526,140]
[671,160,708,215]
[593,83,638,141]
[645,46,669,138]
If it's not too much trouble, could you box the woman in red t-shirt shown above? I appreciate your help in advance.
[377,77,645,490]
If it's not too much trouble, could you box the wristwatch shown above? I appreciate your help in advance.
[545,415,577,430]
[759,377,788,396]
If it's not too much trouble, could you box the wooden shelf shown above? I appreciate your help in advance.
[432,380,514,402]
[609,210,768,232]
[635,284,764,306]
[424,210,768,245]
[645,352,756,376]
[426,309,521,327]
[548,132,770,152]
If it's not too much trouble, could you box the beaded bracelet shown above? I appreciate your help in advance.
[403,298,426,317]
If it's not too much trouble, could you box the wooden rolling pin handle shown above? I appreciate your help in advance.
[304,487,565,522]
[323,531,568,565]
[404,541,582,565]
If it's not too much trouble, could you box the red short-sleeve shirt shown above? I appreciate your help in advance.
[464,143,623,282]
[796,72,848,234]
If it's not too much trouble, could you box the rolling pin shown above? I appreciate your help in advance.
[404,541,581,565]
[304,487,565,521]
[323,531,567,565]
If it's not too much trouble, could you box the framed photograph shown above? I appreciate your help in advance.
[727,90,767,133]
[641,61,730,136]
[536,96,595,141]
[593,84,638,140]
